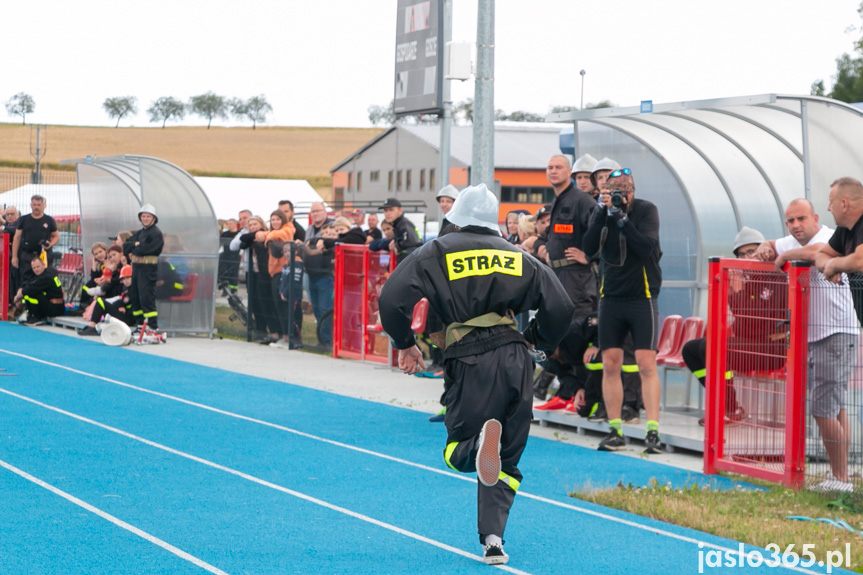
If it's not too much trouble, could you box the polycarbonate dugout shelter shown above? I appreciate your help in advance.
[60,155,218,335]
[549,94,863,319]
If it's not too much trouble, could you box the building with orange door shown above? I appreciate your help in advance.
[329,122,568,225]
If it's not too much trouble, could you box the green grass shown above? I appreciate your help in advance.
[573,477,863,570]
[213,304,330,355]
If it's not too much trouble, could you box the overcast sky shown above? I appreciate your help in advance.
[1,0,860,129]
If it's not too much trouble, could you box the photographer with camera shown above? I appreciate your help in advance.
[11,195,59,286]
[582,168,664,453]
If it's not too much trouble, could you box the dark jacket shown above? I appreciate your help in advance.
[390,214,423,263]
[582,198,662,299]
[320,227,367,250]
[304,219,335,280]
[124,224,164,260]
[379,228,573,357]
[22,267,63,300]
[546,182,597,265]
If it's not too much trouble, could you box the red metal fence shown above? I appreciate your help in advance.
[333,245,395,364]
[0,234,8,321]
[704,257,863,490]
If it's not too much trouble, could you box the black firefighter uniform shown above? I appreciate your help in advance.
[379,228,573,540]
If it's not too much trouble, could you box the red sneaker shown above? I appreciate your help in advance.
[534,396,569,411]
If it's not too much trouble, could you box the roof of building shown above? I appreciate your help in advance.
[330,121,569,173]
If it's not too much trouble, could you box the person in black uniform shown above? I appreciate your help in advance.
[379,184,573,565]
[380,197,423,264]
[535,154,599,411]
[583,168,664,453]
[123,204,165,331]
[14,256,64,324]
[12,194,59,286]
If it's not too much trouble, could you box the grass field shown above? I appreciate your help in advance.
[0,123,383,195]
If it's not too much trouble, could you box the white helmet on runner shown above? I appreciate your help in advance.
[446,184,500,233]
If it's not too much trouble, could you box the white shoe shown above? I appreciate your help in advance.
[476,419,502,487]
[482,542,509,565]
[269,339,290,349]
[809,477,853,493]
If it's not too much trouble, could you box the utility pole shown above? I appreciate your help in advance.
[470,0,494,192]
[30,125,47,184]
[439,0,452,192]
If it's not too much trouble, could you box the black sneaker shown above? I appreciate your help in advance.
[482,542,509,565]
[78,326,100,336]
[598,429,626,451]
[23,316,46,326]
[644,430,663,454]
[476,419,502,487]
[621,404,640,424]
[587,402,608,422]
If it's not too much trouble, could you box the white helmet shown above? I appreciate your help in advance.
[446,184,500,233]
[138,203,158,224]
[436,184,460,202]
[571,153,598,174]
[590,157,621,187]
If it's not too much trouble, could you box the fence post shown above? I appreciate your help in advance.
[333,245,344,358]
[784,261,809,489]
[704,257,722,474]
[1,233,7,321]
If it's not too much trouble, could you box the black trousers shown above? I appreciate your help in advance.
[130,263,158,329]
[442,342,533,539]
[681,337,738,410]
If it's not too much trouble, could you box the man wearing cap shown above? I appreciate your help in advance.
[123,204,164,331]
[379,184,573,565]
[583,168,664,453]
[381,197,423,264]
[572,153,599,199]
[347,208,366,230]
[535,154,599,411]
[532,204,551,263]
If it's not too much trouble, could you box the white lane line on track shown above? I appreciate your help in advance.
[0,350,824,575]
[0,386,532,575]
[0,457,230,575]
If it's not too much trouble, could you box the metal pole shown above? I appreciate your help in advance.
[439,0,452,199]
[471,0,494,191]
[579,70,585,110]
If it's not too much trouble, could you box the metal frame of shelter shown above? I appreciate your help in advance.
[60,155,218,336]
[549,94,863,322]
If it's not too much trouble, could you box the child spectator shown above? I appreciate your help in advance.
[78,265,136,336]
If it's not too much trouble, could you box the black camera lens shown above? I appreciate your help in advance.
[610,191,625,207]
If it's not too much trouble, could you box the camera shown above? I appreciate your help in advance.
[40,239,51,249]
[609,190,627,207]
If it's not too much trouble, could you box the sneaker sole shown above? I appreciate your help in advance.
[598,438,626,452]
[482,554,509,565]
[476,419,502,487]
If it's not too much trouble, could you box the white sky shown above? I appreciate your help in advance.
[1,0,860,129]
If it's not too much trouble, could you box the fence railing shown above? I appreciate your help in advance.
[704,257,863,490]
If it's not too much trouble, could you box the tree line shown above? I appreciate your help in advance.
[367,98,614,126]
[812,2,863,102]
[4,92,272,129]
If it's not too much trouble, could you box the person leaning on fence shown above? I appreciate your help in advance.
[681,226,786,427]
[756,198,858,493]
[378,184,573,565]
[582,168,664,453]
[816,176,863,326]
[381,198,423,264]
[302,202,335,346]
[123,204,164,332]
[13,256,64,325]
[239,216,279,344]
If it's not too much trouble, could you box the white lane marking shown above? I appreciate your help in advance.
[0,458,230,575]
[0,350,824,575]
[0,387,531,575]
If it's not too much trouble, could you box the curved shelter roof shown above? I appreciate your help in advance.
[60,155,218,335]
[551,94,863,318]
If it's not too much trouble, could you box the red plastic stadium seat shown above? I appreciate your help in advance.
[169,273,198,302]
[655,315,683,365]
[662,316,705,368]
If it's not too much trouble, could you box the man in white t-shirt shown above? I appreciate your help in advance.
[755,198,859,493]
